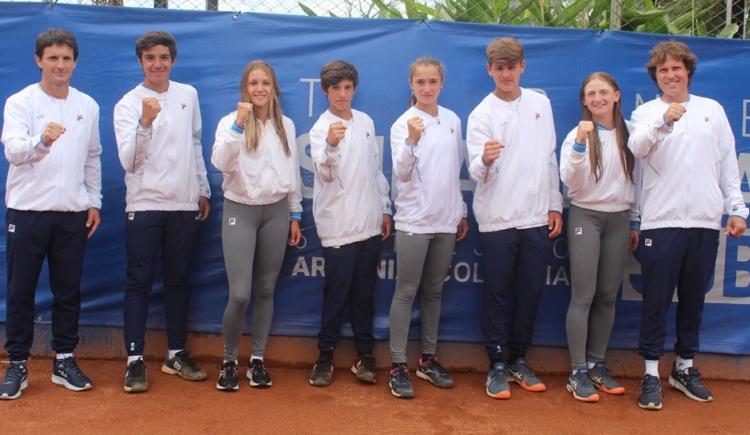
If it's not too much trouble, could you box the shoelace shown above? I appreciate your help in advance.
[642,376,660,393]
[128,360,146,377]
[251,360,266,376]
[4,364,26,383]
[60,358,84,377]
[513,362,535,378]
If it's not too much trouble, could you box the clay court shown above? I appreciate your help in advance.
[3,357,748,434]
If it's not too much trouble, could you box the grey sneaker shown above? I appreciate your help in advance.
[485,362,510,399]
[589,362,625,395]
[161,350,207,381]
[350,354,376,384]
[388,364,415,399]
[124,359,148,393]
[507,359,546,392]
[0,362,28,400]
[309,356,334,387]
[416,355,454,388]
[638,374,663,410]
[567,371,600,402]
[51,357,93,392]
[669,364,713,402]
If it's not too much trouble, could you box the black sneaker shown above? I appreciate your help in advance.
[388,364,415,399]
[161,350,207,381]
[416,355,454,388]
[124,359,148,393]
[216,360,239,391]
[246,359,272,388]
[51,357,93,391]
[669,364,713,402]
[638,374,663,410]
[0,362,28,400]
[309,356,334,387]
[350,354,376,384]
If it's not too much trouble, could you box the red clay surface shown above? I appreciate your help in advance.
[2,358,748,434]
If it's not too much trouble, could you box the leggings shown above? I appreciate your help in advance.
[221,198,289,361]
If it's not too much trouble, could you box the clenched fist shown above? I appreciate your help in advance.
[235,102,253,127]
[406,116,425,145]
[663,102,686,126]
[482,139,505,166]
[140,97,161,127]
[327,121,347,147]
[42,122,65,146]
[575,120,595,144]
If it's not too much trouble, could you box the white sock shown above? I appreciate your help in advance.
[223,359,238,364]
[571,367,586,375]
[645,360,659,377]
[587,361,596,370]
[10,360,27,365]
[127,355,143,365]
[250,356,263,362]
[56,353,73,360]
[675,356,693,372]
[168,349,182,359]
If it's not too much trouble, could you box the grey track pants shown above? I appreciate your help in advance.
[221,198,289,361]
[565,205,630,369]
[389,230,456,364]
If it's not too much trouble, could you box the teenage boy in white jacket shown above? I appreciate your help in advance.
[308,60,392,387]
[113,31,211,394]
[466,37,563,400]
[629,41,747,411]
[0,28,102,400]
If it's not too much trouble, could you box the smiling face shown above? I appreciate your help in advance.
[36,43,76,91]
[656,55,690,103]
[487,60,525,101]
[245,67,273,111]
[582,77,620,124]
[139,44,173,92]
[324,79,356,119]
[410,64,443,111]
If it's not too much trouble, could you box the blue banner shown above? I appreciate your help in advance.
[1,3,749,355]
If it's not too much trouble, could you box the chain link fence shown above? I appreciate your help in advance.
[10,0,750,38]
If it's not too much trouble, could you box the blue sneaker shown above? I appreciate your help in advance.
[388,364,415,399]
[0,362,28,400]
[52,357,92,392]
[485,362,510,399]
[638,374,663,410]
[567,370,599,402]
[669,364,713,402]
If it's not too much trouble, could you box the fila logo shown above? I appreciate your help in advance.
[366,132,370,138]
[574,227,583,236]
[77,113,84,122]
[228,217,237,226]
[535,113,541,119]
[8,224,15,233]
[645,238,653,247]
[128,212,135,221]
[181,103,188,110]
[450,128,455,134]
[704,117,710,123]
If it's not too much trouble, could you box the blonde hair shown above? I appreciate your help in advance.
[239,60,290,156]
[408,56,444,107]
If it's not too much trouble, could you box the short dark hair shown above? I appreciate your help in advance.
[320,60,358,91]
[35,28,78,61]
[646,40,697,85]
[135,31,177,60]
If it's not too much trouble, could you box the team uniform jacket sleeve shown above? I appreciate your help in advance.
[371,131,392,215]
[113,96,152,173]
[286,120,303,214]
[716,106,749,219]
[85,107,103,209]
[2,96,50,166]
[628,105,672,160]
[545,102,563,213]
[191,90,210,199]
[391,117,418,183]
[210,114,242,174]
[559,129,588,194]
[466,109,495,183]
[310,120,339,183]
[455,118,468,218]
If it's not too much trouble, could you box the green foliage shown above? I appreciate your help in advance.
[297,0,744,38]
